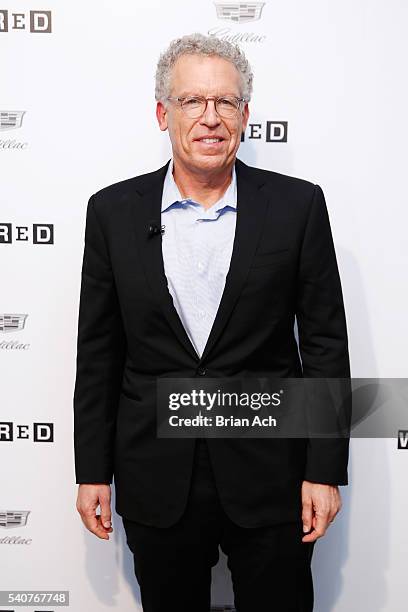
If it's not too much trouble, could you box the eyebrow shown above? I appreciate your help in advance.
[175,91,242,98]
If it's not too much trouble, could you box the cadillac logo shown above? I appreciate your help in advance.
[0,510,30,529]
[214,2,265,23]
[0,111,25,131]
[0,314,28,333]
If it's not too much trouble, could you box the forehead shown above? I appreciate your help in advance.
[170,54,242,95]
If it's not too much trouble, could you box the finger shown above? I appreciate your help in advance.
[302,497,313,534]
[81,510,110,540]
[302,510,328,543]
[302,527,323,543]
[328,495,342,524]
[97,515,113,534]
[95,514,113,537]
[328,508,338,524]
[315,510,329,537]
[99,494,112,530]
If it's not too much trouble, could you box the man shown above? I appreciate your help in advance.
[74,33,350,612]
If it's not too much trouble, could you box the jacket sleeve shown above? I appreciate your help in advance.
[73,195,127,484]
[295,184,351,485]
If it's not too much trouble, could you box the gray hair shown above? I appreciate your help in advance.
[155,33,253,103]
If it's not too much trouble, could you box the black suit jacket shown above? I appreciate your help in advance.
[73,157,350,528]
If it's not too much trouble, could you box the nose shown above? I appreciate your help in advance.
[199,99,221,127]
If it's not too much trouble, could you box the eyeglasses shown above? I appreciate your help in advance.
[166,95,247,118]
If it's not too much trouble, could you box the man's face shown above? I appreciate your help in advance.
[156,54,249,175]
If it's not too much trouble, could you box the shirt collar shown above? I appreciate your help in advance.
[161,158,237,213]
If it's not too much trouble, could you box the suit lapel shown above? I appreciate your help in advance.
[200,158,269,361]
[131,157,270,364]
[131,160,200,361]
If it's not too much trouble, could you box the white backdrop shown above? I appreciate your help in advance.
[1,1,407,610]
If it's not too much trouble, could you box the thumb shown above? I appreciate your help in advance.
[99,494,112,529]
[302,497,313,533]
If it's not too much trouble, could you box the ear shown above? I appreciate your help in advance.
[156,101,168,131]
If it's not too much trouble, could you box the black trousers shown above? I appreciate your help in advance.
[122,438,315,612]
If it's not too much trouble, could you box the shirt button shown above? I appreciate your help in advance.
[197,367,207,376]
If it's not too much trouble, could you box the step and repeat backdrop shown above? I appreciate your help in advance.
[1,1,407,611]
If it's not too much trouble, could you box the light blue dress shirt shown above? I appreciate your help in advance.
[161,159,237,358]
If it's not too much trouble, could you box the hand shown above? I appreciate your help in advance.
[76,484,113,540]
[301,480,342,543]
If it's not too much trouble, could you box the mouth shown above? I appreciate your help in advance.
[194,137,225,147]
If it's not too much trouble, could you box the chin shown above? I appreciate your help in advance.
[194,153,227,168]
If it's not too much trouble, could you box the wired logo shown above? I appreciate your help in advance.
[397,430,408,449]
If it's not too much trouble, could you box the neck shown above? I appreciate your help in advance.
[172,157,234,210]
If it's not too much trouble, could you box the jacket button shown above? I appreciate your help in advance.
[197,367,207,376]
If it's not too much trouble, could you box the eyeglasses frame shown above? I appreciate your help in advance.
[165,95,248,118]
